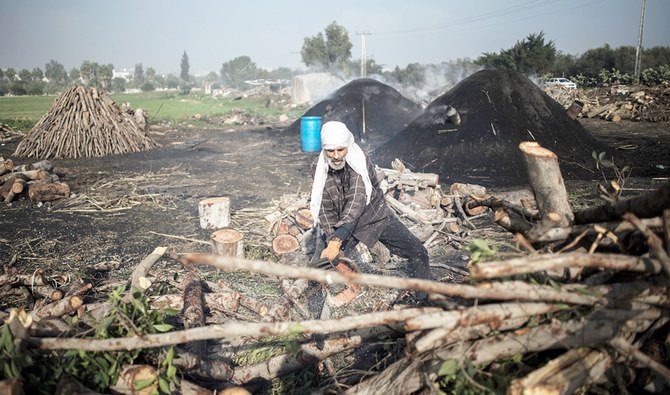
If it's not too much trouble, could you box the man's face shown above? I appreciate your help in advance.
[324,147,348,170]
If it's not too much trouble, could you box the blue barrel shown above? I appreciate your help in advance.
[300,116,322,152]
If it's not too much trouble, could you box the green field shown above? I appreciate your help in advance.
[0,91,306,131]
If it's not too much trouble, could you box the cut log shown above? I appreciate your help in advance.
[493,207,533,234]
[211,229,245,258]
[294,208,313,230]
[3,178,25,203]
[182,270,207,357]
[271,234,299,255]
[29,160,54,172]
[129,246,167,294]
[199,197,231,229]
[27,181,70,202]
[519,141,574,227]
[377,168,439,188]
[30,295,83,321]
[449,182,486,197]
[0,169,47,184]
[0,379,22,395]
[0,159,13,176]
[110,364,158,395]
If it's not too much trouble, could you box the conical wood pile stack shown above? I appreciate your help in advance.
[14,86,158,159]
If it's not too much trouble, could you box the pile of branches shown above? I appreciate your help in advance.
[0,158,69,205]
[545,85,670,123]
[1,144,669,393]
[13,85,158,159]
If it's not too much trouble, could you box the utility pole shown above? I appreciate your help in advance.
[356,32,371,78]
[634,0,647,85]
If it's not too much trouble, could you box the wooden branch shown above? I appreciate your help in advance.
[261,279,309,322]
[493,207,533,234]
[30,308,435,351]
[574,181,670,224]
[404,302,561,332]
[378,168,439,188]
[109,365,158,395]
[519,141,574,227]
[470,252,663,279]
[151,292,240,313]
[509,348,612,395]
[128,246,167,294]
[609,337,670,384]
[178,253,603,305]
[30,296,83,321]
[385,195,432,225]
[624,213,670,280]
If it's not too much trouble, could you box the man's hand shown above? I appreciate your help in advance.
[320,238,342,262]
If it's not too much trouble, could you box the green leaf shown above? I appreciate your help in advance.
[152,324,173,333]
[600,159,614,168]
[437,359,458,377]
[591,151,598,160]
[167,365,177,379]
[133,377,156,390]
[164,347,175,365]
[547,277,560,291]
[598,151,606,161]
[470,239,490,251]
[554,303,571,310]
[573,287,601,297]
[287,323,305,337]
[159,377,171,393]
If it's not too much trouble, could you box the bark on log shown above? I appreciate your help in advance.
[574,181,670,224]
[30,296,83,321]
[519,141,574,227]
[608,336,670,383]
[0,169,47,184]
[449,182,486,197]
[29,160,54,172]
[385,195,432,225]
[198,197,231,229]
[31,308,435,351]
[0,379,23,395]
[3,178,25,203]
[470,252,663,279]
[0,159,14,176]
[180,253,603,305]
[509,348,612,395]
[27,181,70,202]
[211,229,244,258]
[378,168,439,188]
[216,280,267,317]
[182,270,207,357]
[271,234,299,255]
[493,207,533,234]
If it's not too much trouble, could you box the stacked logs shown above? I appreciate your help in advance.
[545,85,670,122]
[13,85,158,159]
[0,158,69,205]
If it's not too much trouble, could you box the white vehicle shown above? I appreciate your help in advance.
[545,77,577,89]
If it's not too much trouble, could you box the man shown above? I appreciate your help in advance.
[309,121,432,281]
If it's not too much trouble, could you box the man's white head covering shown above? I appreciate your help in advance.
[310,121,372,225]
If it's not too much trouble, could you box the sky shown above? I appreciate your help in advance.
[1,0,668,76]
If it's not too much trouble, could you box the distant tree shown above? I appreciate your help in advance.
[570,44,616,79]
[145,67,157,82]
[0,69,4,80]
[220,56,260,88]
[165,73,180,89]
[31,67,44,82]
[69,67,81,83]
[112,77,127,93]
[476,32,556,76]
[141,82,156,92]
[348,58,384,77]
[4,68,16,82]
[386,63,426,86]
[10,81,27,95]
[79,61,113,89]
[18,69,32,82]
[45,60,70,93]
[180,50,190,82]
[26,80,46,95]
[266,67,298,80]
[205,71,219,83]
[80,61,96,86]
[301,21,352,70]
[98,64,113,89]
[134,63,145,86]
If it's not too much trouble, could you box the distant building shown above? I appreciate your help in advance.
[113,68,132,82]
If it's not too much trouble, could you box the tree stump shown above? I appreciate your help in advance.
[211,229,244,258]
[519,141,574,227]
[272,234,300,255]
[199,197,231,229]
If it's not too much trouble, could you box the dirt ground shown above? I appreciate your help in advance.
[0,117,669,300]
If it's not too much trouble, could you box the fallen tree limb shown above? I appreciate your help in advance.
[624,212,670,280]
[470,252,663,279]
[177,253,603,305]
[128,246,167,294]
[29,307,436,352]
[609,336,670,384]
[574,181,670,224]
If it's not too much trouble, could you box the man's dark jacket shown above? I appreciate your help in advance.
[313,155,391,247]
